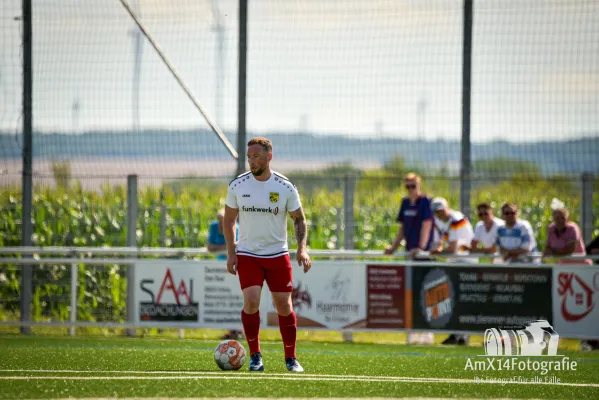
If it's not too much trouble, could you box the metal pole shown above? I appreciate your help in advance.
[237,0,248,176]
[459,0,473,219]
[69,263,77,336]
[336,207,341,250]
[159,190,166,247]
[343,176,355,250]
[126,175,138,336]
[20,0,33,335]
[581,173,594,245]
[127,175,138,247]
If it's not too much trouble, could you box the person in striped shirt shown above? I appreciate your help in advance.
[430,197,474,256]
[495,203,537,263]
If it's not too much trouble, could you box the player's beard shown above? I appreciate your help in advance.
[251,166,265,176]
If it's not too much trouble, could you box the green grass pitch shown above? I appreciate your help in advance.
[1,334,598,399]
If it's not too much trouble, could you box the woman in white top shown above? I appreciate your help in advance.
[469,203,504,262]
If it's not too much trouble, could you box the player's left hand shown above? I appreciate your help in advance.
[296,250,312,273]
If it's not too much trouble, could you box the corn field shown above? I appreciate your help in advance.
[0,174,597,324]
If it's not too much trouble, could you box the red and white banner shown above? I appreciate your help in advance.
[265,262,368,329]
[552,266,599,338]
[134,260,246,329]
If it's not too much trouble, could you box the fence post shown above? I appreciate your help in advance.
[188,208,194,246]
[343,176,355,250]
[335,206,342,250]
[126,175,138,337]
[127,175,138,247]
[20,0,33,336]
[237,0,248,176]
[581,173,594,244]
[69,263,77,336]
[459,0,473,221]
[159,190,166,247]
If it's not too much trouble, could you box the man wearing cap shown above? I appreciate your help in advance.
[430,197,474,256]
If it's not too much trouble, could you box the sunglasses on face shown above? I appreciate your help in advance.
[405,184,417,189]
[503,211,516,216]
[478,212,489,217]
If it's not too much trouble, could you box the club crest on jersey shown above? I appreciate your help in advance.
[269,192,279,203]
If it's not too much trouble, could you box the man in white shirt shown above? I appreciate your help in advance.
[224,137,311,373]
[469,203,504,262]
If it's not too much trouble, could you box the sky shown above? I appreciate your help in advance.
[0,0,598,144]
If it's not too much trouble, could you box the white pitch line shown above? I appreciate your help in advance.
[19,398,526,400]
[0,373,597,388]
[0,376,428,383]
[2,369,599,388]
[0,369,470,381]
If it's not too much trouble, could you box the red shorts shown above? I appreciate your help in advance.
[237,254,293,292]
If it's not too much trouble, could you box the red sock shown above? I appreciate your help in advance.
[278,312,297,359]
[241,310,261,355]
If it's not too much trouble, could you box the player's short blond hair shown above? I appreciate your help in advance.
[248,137,272,153]
[404,172,421,184]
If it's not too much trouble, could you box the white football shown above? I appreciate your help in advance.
[214,339,246,370]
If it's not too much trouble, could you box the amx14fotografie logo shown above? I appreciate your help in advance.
[484,320,559,356]
[465,320,578,381]
[139,268,199,322]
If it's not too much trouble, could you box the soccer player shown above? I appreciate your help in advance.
[223,137,312,373]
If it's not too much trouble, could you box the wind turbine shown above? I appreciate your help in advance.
[72,93,80,133]
[129,0,143,133]
[211,0,226,129]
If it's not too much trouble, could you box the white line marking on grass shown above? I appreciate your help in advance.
[0,372,597,388]
[23,398,528,400]
[23,398,537,400]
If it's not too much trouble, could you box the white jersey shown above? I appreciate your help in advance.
[225,170,302,258]
[473,217,505,264]
[432,210,474,250]
[473,217,505,249]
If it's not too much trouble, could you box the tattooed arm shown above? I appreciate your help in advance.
[289,207,311,273]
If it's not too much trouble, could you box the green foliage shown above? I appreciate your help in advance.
[1,168,597,324]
